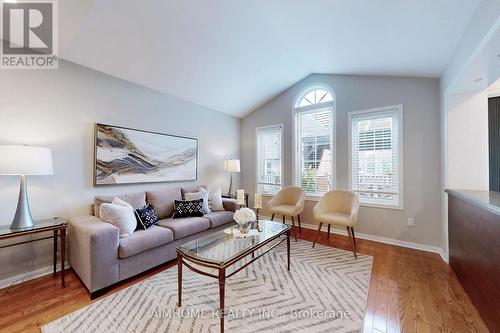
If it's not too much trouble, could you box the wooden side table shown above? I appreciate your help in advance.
[0,218,68,287]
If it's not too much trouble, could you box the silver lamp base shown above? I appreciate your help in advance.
[10,175,35,229]
[227,172,234,197]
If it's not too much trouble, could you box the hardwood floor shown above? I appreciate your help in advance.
[0,227,489,333]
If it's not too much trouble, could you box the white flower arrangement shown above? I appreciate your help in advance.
[233,208,256,225]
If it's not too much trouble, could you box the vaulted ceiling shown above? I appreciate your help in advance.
[59,0,481,117]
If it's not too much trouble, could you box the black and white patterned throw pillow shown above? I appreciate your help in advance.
[173,199,204,219]
[135,204,159,230]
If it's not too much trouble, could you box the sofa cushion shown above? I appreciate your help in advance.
[118,225,174,259]
[181,185,207,197]
[157,217,210,240]
[146,188,182,219]
[94,192,146,218]
[204,211,234,228]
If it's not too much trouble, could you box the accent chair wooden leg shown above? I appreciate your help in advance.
[291,216,297,242]
[271,214,275,221]
[346,227,357,259]
[312,222,323,248]
[297,214,302,234]
[282,215,285,224]
[327,224,331,240]
[351,227,357,248]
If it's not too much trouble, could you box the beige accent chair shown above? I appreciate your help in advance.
[267,186,305,241]
[312,190,360,258]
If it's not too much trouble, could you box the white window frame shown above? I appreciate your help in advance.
[255,124,284,195]
[293,86,336,199]
[348,104,404,210]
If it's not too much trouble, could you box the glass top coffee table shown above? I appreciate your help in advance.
[176,219,292,333]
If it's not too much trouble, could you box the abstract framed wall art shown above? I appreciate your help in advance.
[94,124,198,186]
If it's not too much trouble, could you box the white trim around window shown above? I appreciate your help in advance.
[348,104,404,210]
[255,124,284,195]
[293,100,336,198]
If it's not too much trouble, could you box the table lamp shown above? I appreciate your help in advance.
[0,145,54,229]
[224,159,240,196]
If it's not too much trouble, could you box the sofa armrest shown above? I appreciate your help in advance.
[68,215,120,293]
[222,198,238,212]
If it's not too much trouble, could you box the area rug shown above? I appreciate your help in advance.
[42,240,373,333]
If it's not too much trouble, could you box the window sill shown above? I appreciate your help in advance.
[260,193,404,210]
[260,193,324,202]
[359,202,404,211]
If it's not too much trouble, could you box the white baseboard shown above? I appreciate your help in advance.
[0,262,70,290]
[440,249,449,263]
[263,216,448,262]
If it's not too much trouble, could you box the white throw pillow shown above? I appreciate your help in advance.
[184,188,211,214]
[112,197,133,209]
[209,188,225,211]
[99,199,137,238]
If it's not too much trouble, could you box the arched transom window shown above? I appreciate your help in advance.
[296,88,334,108]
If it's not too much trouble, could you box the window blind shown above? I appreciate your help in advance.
[351,107,401,207]
[295,107,334,195]
[256,125,282,194]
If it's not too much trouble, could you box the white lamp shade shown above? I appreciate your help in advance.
[224,159,240,173]
[0,145,54,175]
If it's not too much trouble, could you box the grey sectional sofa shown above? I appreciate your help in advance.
[68,185,236,298]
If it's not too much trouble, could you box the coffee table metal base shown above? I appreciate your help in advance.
[177,229,291,333]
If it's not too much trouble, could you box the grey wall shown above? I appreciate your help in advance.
[241,74,442,248]
[0,60,240,283]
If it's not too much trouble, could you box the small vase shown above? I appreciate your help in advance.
[239,221,251,234]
